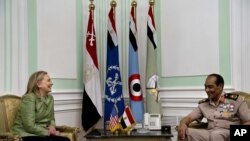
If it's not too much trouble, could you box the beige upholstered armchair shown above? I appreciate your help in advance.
[0,95,80,141]
[176,91,250,130]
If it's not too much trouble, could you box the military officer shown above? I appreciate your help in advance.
[177,73,250,141]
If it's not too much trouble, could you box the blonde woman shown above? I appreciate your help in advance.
[11,71,70,141]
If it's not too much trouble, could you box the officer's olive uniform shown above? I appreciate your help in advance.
[185,93,250,141]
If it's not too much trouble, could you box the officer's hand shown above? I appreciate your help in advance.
[177,123,188,140]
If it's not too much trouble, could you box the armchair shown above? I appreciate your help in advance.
[0,94,80,141]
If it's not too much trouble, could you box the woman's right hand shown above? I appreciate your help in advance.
[48,125,60,136]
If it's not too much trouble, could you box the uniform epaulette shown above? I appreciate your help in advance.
[198,98,209,104]
[224,93,239,101]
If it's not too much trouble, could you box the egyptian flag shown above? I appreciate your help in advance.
[120,105,136,130]
[145,5,161,114]
[128,5,144,125]
[104,7,125,127]
[82,9,102,131]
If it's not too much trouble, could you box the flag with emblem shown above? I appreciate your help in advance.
[146,4,161,113]
[120,105,136,131]
[128,5,144,125]
[82,9,102,131]
[109,104,120,132]
[104,7,125,128]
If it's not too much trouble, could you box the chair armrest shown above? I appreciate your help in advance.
[175,121,208,131]
[56,125,80,133]
[188,122,208,129]
[0,132,22,141]
[0,132,12,138]
[56,126,80,141]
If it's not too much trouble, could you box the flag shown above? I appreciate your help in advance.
[109,104,120,132]
[146,5,161,114]
[120,105,136,131]
[128,5,144,125]
[81,9,102,131]
[104,7,125,128]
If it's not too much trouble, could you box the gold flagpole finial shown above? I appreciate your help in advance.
[149,0,155,6]
[131,0,137,7]
[89,0,95,10]
[110,0,117,8]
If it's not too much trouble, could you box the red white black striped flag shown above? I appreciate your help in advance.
[82,9,102,132]
[120,105,136,130]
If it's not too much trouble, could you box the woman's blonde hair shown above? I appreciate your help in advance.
[25,71,48,95]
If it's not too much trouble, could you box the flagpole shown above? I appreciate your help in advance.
[131,0,137,8]
[89,0,95,16]
[131,0,137,17]
[149,0,155,9]
[111,0,116,19]
[88,0,100,132]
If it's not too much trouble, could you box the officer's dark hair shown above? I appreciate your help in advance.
[208,73,224,87]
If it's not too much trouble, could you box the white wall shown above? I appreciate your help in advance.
[161,0,219,77]
[37,0,77,79]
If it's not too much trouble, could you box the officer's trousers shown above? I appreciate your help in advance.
[184,127,229,141]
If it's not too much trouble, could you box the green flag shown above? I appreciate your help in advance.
[146,5,161,114]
